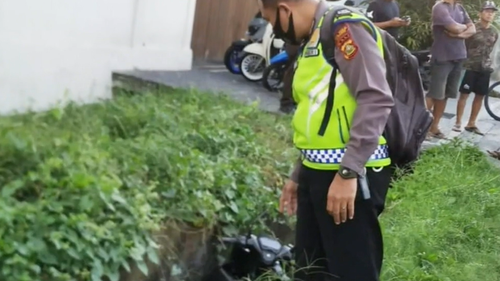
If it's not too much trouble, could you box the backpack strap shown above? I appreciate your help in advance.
[318,6,374,136]
[317,6,377,136]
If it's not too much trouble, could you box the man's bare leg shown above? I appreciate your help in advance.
[430,98,447,135]
[463,94,486,135]
[454,93,469,131]
[426,97,434,111]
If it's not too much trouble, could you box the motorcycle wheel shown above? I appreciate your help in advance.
[262,63,286,92]
[224,45,243,75]
[239,53,265,82]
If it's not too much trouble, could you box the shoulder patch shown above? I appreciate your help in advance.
[334,24,359,60]
[334,24,351,48]
[340,40,358,60]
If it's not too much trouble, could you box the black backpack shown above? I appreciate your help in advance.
[318,6,433,168]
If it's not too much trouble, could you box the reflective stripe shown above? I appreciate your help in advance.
[301,145,389,164]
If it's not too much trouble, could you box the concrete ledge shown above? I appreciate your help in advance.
[112,72,174,95]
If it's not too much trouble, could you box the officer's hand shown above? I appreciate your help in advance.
[279,179,298,216]
[326,174,357,224]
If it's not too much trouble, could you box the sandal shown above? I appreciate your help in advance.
[428,130,447,139]
[452,124,462,132]
[464,126,484,136]
[487,150,500,160]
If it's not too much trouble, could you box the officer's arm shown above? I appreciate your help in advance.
[333,22,394,176]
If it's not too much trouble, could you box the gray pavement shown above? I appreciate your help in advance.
[113,63,500,158]
[424,90,500,157]
[115,64,280,113]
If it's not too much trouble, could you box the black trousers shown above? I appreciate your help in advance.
[294,165,393,281]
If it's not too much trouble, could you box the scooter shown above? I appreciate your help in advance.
[202,234,294,281]
[262,50,289,92]
[239,24,285,82]
[224,16,269,75]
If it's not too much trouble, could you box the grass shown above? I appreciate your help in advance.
[2,87,500,280]
[382,140,500,281]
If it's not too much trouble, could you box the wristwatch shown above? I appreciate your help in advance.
[338,166,358,179]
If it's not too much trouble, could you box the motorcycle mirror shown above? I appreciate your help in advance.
[221,237,238,244]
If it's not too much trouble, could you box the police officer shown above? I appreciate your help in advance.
[256,0,394,280]
[280,43,300,113]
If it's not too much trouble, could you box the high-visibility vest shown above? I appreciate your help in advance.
[292,9,391,170]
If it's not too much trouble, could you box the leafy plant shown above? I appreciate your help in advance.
[0,89,296,281]
[398,0,500,50]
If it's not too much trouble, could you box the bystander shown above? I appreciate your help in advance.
[426,0,476,139]
[366,0,409,38]
[453,1,498,135]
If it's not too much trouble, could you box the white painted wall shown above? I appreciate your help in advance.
[0,0,197,115]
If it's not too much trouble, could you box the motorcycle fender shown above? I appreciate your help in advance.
[273,39,284,49]
[243,43,266,58]
[232,39,251,48]
[270,51,289,64]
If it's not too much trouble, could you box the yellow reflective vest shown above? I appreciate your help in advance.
[292,9,391,171]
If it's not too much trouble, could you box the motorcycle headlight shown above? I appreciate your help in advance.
[262,251,276,263]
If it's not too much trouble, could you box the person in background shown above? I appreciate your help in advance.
[426,0,476,139]
[280,43,300,114]
[365,0,410,38]
[453,1,498,135]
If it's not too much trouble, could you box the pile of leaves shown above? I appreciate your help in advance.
[0,90,296,281]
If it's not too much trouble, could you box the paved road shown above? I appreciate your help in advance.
[115,62,500,155]
[118,64,280,113]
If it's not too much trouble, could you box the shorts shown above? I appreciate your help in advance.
[427,59,464,100]
[459,70,491,96]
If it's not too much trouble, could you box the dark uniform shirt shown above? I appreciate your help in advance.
[291,8,394,180]
[463,22,498,72]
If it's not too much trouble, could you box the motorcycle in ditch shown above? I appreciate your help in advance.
[202,233,294,281]
[224,16,269,75]
[262,50,289,92]
[239,23,285,82]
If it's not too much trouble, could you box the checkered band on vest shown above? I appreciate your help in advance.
[300,145,389,164]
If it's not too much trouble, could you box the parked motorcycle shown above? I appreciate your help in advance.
[202,234,294,281]
[224,16,269,75]
[411,50,431,91]
[262,50,289,92]
[239,24,285,82]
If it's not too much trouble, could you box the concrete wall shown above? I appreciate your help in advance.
[0,0,196,115]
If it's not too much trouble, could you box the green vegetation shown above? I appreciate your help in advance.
[0,89,296,281]
[382,141,500,281]
[1,88,500,281]
[398,0,500,50]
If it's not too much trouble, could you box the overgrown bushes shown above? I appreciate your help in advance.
[0,90,296,281]
[1,88,500,281]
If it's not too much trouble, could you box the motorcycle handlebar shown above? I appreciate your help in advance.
[221,237,239,244]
